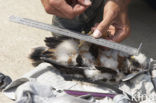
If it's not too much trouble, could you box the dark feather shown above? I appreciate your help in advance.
[29,47,47,66]
[44,37,70,48]
[89,44,99,59]
[76,55,83,66]
[96,67,117,75]
[41,57,86,77]
[29,47,46,61]
[41,57,118,78]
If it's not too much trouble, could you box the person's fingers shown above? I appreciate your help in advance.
[41,0,90,19]
[41,0,75,18]
[70,0,92,18]
[52,1,76,19]
[110,8,130,42]
[91,23,99,32]
[41,0,66,17]
[51,8,68,18]
[92,1,119,38]
[97,10,116,33]
[73,4,87,16]
[91,24,115,38]
[54,1,88,19]
[41,0,63,16]
[58,0,91,18]
[107,25,115,35]
[111,25,130,42]
[92,11,117,38]
[66,0,78,7]
[77,0,92,6]
[41,0,51,13]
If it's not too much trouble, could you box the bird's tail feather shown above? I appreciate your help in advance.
[29,47,47,66]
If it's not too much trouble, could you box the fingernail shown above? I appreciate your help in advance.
[91,29,102,38]
[84,0,91,5]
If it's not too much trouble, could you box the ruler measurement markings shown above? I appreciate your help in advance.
[9,16,138,55]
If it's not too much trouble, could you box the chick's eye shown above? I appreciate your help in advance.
[76,55,83,66]
[128,56,141,67]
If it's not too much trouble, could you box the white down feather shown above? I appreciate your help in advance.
[54,40,79,65]
[133,53,147,66]
[100,50,119,70]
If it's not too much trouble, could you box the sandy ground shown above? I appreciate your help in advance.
[0,0,155,103]
[0,0,51,102]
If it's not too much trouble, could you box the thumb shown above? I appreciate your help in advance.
[78,0,92,6]
[91,15,114,38]
[92,1,119,38]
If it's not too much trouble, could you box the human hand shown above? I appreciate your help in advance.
[41,0,91,19]
[91,0,130,42]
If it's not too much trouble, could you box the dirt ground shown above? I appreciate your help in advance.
[0,0,51,102]
[0,0,155,103]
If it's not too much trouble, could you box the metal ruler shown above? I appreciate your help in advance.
[9,15,140,55]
